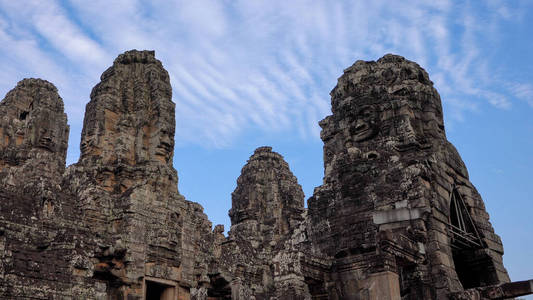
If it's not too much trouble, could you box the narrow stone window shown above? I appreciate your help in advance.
[449,187,498,289]
[19,111,28,120]
[449,188,482,249]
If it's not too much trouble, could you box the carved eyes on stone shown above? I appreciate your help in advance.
[360,108,374,119]
[355,106,377,125]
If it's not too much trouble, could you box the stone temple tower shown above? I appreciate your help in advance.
[65,50,213,299]
[0,79,69,198]
[215,146,307,299]
[1,51,530,300]
[306,54,511,299]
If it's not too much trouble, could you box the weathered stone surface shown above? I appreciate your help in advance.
[80,50,174,166]
[0,51,214,299]
[1,51,529,300]
[229,146,304,242]
[449,279,533,300]
[0,78,69,196]
[64,50,213,299]
[304,54,511,299]
[214,146,307,299]
[0,79,106,299]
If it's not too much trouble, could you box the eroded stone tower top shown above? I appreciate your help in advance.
[0,78,69,188]
[0,78,68,156]
[229,146,304,241]
[80,49,175,166]
[321,54,446,169]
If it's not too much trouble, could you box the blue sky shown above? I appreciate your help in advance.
[0,0,531,288]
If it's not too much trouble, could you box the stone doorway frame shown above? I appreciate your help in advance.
[143,276,177,300]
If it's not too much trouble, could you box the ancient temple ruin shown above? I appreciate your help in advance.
[0,50,531,299]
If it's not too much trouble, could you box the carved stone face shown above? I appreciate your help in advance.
[36,126,55,151]
[350,105,379,142]
[80,137,90,155]
[30,111,56,152]
[78,50,175,167]
[154,127,173,163]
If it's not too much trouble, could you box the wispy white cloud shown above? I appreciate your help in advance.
[0,0,530,155]
[508,83,533,107]
[0,23,68,90]
[32,5,109,67]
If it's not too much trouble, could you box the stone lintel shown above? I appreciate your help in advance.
[498,279,533,298]
[449,279,533,300]
[372,207,423,225]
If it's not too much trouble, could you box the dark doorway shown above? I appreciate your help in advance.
[207,274,232,299]
[145,279,175,300]
[452,249,498,289]
[305,277,328,300]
